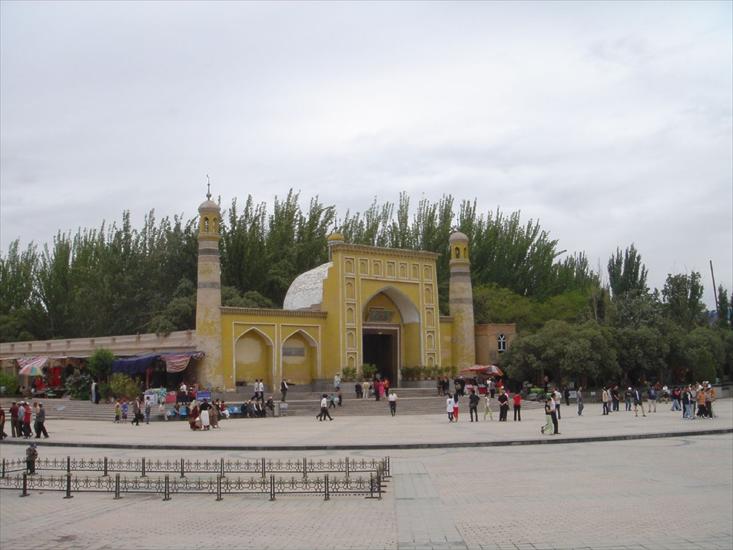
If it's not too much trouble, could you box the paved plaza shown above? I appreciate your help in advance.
[1,400,731,550]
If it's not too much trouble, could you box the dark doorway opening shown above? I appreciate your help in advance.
[363,329,398,383]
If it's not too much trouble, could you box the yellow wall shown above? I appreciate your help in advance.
[219,309,326,391]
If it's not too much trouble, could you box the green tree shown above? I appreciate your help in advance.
[684,327,725,382]
[613,325,669,384]
[88,348,115,382]
[607,244,648,298]
[661,272,705,329]
[716,285,731,329]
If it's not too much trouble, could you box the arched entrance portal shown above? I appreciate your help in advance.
[362,287,421,385]
[234,329,273,389]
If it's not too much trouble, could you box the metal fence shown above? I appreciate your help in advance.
[1,455,390,479]
[0,455,390,501]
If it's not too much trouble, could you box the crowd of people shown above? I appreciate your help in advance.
[0,401,49,440]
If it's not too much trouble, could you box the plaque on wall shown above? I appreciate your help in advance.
[283,347,305,357]
[367,308,393,323]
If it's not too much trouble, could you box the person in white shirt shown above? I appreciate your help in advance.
[388,391,397,416]
[317,394,332,421]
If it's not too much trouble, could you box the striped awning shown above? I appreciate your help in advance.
[17,356,50,370]
[162,352,204,373]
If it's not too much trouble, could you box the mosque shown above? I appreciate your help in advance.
[196,193,514,390]
[0,192,516,390]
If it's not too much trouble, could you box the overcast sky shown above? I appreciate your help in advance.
[1,1,731,307]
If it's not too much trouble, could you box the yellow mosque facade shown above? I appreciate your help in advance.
[194,195,485,391]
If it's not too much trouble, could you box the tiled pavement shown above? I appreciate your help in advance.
[0,401,731,550]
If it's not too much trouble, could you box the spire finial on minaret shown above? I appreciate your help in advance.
[206,174,211,200]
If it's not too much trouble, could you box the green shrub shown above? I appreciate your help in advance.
[109,373,140,400]
[341,367,357,381]
[65,371,93,400]
[361,363,377,380]
[0,371,20,396]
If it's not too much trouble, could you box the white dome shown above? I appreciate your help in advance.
[283,262,332,310]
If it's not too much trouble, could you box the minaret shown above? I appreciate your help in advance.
[448,231,476,369]
[195,183,224,389]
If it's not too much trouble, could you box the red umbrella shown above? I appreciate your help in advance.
[460,365,504,377]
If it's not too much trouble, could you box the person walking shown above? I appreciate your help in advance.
[647,385,657,413]
[497,389,509,422]
[388,391,397,416]
[624,387,633,411]
[633,387,646,417]
[550,393,560,434]
[512,391,522,421]
[446,394,455,422]
[453,393,460,422]
[553,388,562,420]
[469,390,479,422]
[144,400,152,424]
[114,400,121,423]
[602,387,610,415]
[22,402,32,438]
[317,394,332,421]
[576,387,584,416]
[34,403,49,438]
[26,442,38,474]
[132,398,142,426]
[541,395,554,435]
[9,402,19,438]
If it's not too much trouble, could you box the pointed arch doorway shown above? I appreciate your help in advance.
[362,326,399,384]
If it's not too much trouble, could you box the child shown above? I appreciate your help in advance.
[121,400,129,423]
[114,400,121,423]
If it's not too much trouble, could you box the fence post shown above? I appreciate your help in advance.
[103,457,108,477]
[114,473,121,500]
[66,456,71,475]
[20,472,29,497]
[220,458,225,478]
[163,475,171,501]
[377,469,382,500]
[63,473,73,499]
[1,458,5,479]
[324,474,330,501]
[369,473,374,499]
[303,457,308,481]
[261,457,266,479]
[180,458,185,478]
[141,458,146,478]
[216,475,223,501]
[269,474,276,501]
[345,457,349,480]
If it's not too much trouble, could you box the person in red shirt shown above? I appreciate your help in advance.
[513,392,522,421]
[22,402,33,438]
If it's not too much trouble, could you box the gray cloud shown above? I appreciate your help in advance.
[1,1,731,307]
